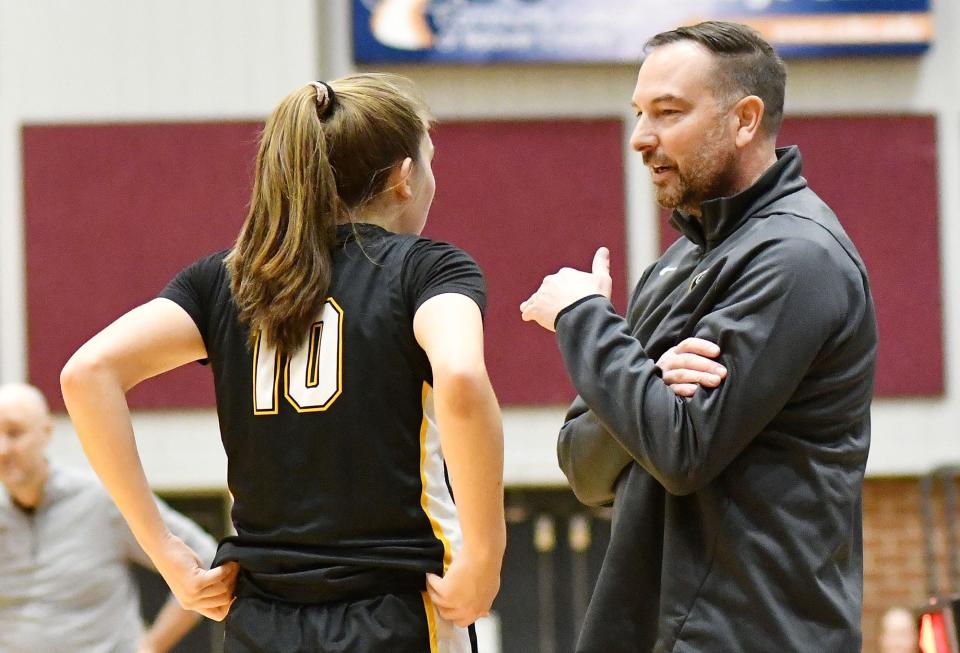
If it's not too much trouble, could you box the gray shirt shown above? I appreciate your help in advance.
[0,462,218,653]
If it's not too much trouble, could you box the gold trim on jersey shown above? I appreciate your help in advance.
[418,382,454,571]
[252,330,281,415]
[306,322,324,388]
[252,299,345,415]
[284,298,344,413]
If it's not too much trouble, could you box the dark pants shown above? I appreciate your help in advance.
[223,591,478,653]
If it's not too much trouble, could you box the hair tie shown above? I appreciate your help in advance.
[310,81,337,118]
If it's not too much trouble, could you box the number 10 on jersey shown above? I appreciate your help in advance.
[252,299,344,414]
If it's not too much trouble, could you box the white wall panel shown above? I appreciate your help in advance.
[1,0,318,120]
[49,411,228,490]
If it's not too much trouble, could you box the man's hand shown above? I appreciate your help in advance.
[521,247,613,332]
[656,338,727,397]
[426,551,501,628]
[150,532,239,621]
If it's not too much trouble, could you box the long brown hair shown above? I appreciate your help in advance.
[225,73,432,352]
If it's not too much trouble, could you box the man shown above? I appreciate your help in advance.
[521,21,877,653]
[0,382,219,653]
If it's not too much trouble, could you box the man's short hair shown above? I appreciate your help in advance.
[645,21,786,137]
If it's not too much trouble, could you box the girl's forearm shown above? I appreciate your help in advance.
[432,370,506,566]
[61,354,169,554]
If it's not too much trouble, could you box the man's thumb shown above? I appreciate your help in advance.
[592,247,611,278]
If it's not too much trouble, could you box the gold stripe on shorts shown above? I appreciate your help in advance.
[421,591,439,653]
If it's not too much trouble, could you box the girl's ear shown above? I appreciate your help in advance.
[387,157,415,200]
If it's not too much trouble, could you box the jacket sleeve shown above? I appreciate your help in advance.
[557,394,633,506]
[554,238,856,496]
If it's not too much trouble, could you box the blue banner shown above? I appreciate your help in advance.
[353,0,932,64]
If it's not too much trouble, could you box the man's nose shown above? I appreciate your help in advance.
[0,435,10,456]
[630,116,657,154]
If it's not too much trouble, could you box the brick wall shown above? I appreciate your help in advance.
[862,476,959,652]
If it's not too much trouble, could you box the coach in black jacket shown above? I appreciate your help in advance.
[521,21,877,653]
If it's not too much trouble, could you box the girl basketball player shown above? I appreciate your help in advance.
[61,73,505,652]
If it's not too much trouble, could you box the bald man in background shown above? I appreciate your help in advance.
[0,383,219,653]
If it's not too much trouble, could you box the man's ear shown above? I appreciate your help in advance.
[732,95,765,148]
[386,157,415,201]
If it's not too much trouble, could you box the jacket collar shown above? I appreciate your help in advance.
[669,146,807,251]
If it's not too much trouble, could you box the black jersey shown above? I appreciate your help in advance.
[159,223,486,604]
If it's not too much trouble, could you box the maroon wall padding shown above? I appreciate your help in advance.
[425,120,627,404]
[24,119,626,408]
[23,122,262,409]
[659,115,943,396]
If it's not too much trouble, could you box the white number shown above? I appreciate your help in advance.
[252,299,344,414]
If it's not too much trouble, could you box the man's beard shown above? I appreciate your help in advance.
[653,121,738,217]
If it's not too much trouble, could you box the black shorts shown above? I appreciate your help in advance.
[223,591,478,653]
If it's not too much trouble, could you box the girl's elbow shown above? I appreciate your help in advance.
[60,348,109,396]
[434,365,487,393]
[434,367,494,414]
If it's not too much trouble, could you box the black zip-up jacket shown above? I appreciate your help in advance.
[556,147,877,653]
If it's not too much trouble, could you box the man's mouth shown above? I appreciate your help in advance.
[650,165,675,182]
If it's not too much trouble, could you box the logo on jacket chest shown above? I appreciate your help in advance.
[689,270,709,292]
